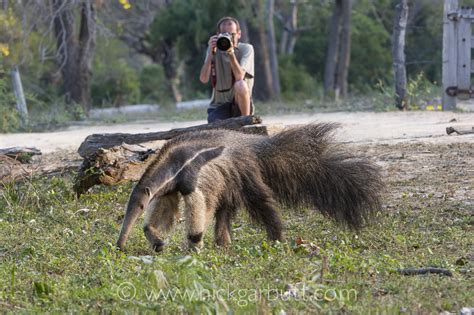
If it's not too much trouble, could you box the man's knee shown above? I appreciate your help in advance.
[234,80,249,95]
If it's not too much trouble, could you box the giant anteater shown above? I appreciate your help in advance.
[117,123,384,252]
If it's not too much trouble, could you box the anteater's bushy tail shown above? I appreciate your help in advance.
[256,123,384,228]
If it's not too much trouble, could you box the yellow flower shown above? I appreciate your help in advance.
[426,105,434,111]
[0,43,9,56]
[119,0,131,9]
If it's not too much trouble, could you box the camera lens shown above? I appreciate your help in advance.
[216,34,232,51]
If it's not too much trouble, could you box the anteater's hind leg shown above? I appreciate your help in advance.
[244,177,283,241]
[143,192,180,252]
[214,206,234,247]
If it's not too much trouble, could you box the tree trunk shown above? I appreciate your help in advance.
[248,0,274,100]
[11,66,28,123]
[336,0,352,99]
[240,18,250,43]
[279,23,289,55]
[266,0,281,99]
[324,0,342,95]
[392,0,408,110]
[161,40,182,103]
[53,0,96,115]
[76,0,96,112]
[280,0,299,55]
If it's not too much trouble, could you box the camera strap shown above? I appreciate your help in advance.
[211,59,217,89]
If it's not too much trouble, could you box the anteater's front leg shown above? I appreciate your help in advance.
[183,188,212,251]
[143,192,180,252]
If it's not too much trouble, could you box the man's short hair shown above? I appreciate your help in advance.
[216,16,241,33]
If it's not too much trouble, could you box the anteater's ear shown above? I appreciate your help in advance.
[199,145,225,162]
[187,145,225,170]
[176,146,225,195]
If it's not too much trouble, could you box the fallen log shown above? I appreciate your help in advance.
[446,126,474,135]
[73,143,160,197]
[0,155,27,181]
[73,120,286,197]
[78,115,262,158]
[0,147,42,182]
[0,147,41,163]
[0,154,81,183]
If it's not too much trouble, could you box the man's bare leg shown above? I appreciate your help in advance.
[234,80,251,116]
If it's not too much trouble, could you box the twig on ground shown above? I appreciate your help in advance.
[397,267,453,276]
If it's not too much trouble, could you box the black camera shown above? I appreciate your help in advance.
[216,32,233,51]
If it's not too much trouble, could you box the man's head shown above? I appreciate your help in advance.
[216,16,241,46]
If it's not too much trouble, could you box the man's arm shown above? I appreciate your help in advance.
[200,35,218,84]
[227,49,246,81]
[199,53,213,84]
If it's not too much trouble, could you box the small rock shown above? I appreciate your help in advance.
[128,255,155,264]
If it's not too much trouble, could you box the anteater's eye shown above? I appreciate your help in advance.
[139,204,144,210]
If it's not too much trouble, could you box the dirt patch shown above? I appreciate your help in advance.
[358,141,473,206]
[1,111,473,153]
[2,112,473,204]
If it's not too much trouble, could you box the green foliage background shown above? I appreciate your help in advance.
[0,0,465,132]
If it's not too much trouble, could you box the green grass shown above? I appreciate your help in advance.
[0,142,472,313]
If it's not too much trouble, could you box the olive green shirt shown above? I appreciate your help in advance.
[206,43,254,108]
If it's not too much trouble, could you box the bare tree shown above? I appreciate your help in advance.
[248,0,275,100]
[336,0,352,99]
[278,0,298,55]
[392,0,408,110]
[239,18,250,43]
[323,0,342,96]
[276,0,313,55]
[266,0,281,99]
[323,0,353,99]
[52,0,97,114]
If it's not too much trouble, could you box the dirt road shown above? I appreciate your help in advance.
[1,111,473,154]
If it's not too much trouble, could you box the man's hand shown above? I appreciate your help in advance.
[226,39,235,55]
[227,33,239,54]
[208,35,218,54]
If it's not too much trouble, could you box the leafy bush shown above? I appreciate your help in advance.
[278,55,319,100]
[91,60,140,107]
[91,38,140,107]
[406,72,439,109]
[139,64,174,105]
[374,71,439,110]
[349,7,392,93]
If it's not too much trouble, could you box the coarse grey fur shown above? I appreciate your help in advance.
[116,123,384,252]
